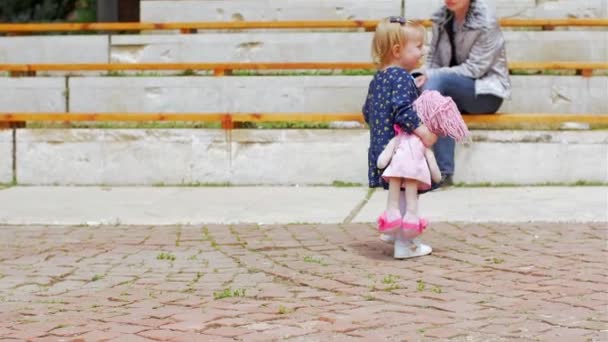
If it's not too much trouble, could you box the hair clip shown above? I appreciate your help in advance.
[389,16,406,25]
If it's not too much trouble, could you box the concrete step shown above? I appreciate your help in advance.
[2,75,605,115]
[140,0,608,22]
[0,78,66,112]
[2,30,606,65]
[110,31,608,64]
[2,129,605,186]
[141,0,399,22]
[406,0,608,19]
[0,35,109,64]
[66,76,607,114]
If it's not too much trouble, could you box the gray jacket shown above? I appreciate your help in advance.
[423,0,511,99]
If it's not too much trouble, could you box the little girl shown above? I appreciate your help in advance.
[362,17,438,259]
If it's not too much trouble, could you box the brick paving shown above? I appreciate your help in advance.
[0,222,606,341]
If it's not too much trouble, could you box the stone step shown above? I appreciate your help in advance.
[141,0,399,22]
[67,76,607,114]
[3,129,606,185]
[0,78,66,112]
[406,0,608,19]
[2,75,605,115]
[1,30,605,66]
[0,36,109,64]
[2,76,605,115]
[110,31,608,64]
[140,0,608,21]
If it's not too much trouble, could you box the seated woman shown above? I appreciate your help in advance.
[415,0,511,185]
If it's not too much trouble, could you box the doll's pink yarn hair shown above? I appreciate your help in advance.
[413,90,470,143]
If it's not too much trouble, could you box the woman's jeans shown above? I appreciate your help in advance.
[422,73,503,176]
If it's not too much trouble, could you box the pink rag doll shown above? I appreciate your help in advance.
[377,90,470,239]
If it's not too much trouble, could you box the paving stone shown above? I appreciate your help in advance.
[0,223,605,340]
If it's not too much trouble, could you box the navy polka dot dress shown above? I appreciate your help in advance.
[362,66,422,189]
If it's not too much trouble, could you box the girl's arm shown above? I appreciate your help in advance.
[391,69,437,147]
[424,148,442,183]
[415,125,438,148]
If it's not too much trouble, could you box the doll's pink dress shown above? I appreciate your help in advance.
[381,133,431,190]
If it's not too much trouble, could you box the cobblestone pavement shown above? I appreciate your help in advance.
[0,223,606,341]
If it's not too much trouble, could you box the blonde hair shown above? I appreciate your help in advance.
[371,18,426,68]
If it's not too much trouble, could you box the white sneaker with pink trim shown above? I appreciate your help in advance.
[379,233,395,244]
[394,238,432,259]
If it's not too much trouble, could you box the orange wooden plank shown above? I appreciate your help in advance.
[0,62,376,72]
[499,18,608,27]
[464,114,608,124]
[0,18,606,33]
[0,62,606,73]
[0,113,366,123]
[0,113,227,122]
[232,113,365,122]
[0,113,606,124]
[509,62,608,70]
[0,20,380,32]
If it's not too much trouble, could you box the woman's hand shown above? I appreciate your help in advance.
[414,125,438,148]
[414,74,427,89]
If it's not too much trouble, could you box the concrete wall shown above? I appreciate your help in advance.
[110,31,608,63]
[14,129,608,185]
[454,131,608,184]
[16,129,229,185]
[66,76,608,115]
[0,78,66,112]
[0,130,11,184]
[229,129,367,184]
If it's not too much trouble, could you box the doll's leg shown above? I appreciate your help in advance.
[425,148,443,184]
[377,178,402,233]
[394,179,432,259]
[386,178,402,215]
[399,189,407,216]
[380,184,406,243]
[404,179,418,217]
[402,179,421,239]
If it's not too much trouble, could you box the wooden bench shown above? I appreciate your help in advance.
[1,20,605,129]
